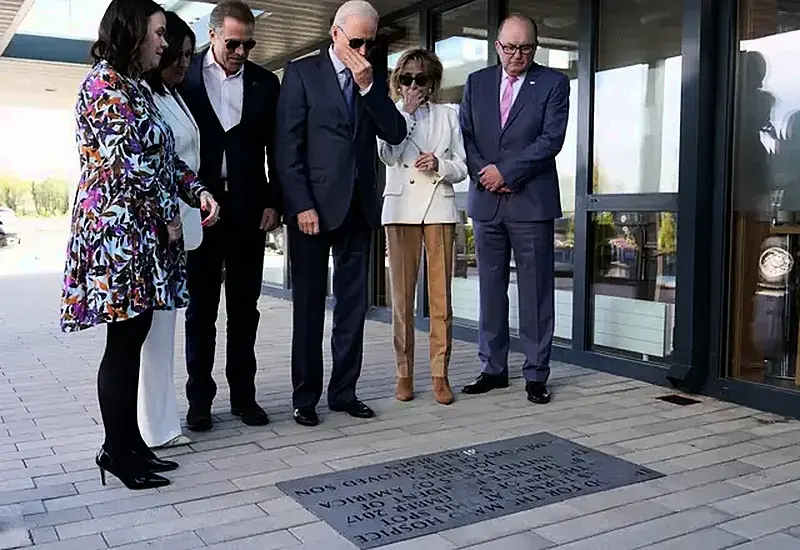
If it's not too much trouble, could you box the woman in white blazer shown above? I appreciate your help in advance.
[378,49,468,406]
[139,12,203,448]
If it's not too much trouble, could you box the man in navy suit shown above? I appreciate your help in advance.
[178,0,282,431]
[459,14,569,404]
[275,0,407,426]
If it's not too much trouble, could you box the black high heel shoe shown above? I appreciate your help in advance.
[131,447,179,473]
[96,449,170,490]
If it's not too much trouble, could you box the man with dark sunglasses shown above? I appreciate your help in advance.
[178,0,283,431]
[275,0,407,427]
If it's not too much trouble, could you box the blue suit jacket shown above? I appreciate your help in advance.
[274,51,407,231]
[460,63,570,222]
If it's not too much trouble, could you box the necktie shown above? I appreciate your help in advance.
[342,68,356,121]
[500,75,518,127]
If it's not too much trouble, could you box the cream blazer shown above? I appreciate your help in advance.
[378,102,468,225]
[150,86,203,251]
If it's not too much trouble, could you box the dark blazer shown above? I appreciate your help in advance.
[274,50,407,231]
[179,50,282,221]
[460,63,570,222]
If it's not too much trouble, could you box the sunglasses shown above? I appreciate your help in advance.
[399,73,430,87]
[337,26,376,51]
[225,38,257,52]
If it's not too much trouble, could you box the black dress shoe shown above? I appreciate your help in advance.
[231,403,269,426]
[329,400,375,419]
[186,405,212,432]
[95,449,170,490]
[461,373,509,395]
[293,408,319,427]
[131,447,179,473]
[526,381,551,404]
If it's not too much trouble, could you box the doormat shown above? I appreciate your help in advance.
[276,432,663,549]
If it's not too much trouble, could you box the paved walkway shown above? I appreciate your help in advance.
[2,272,800,550]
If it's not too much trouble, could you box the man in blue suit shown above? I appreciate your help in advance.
[275,0,407,426]
[459,14,569,404]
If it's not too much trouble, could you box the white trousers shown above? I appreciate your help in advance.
[137,309,183,447]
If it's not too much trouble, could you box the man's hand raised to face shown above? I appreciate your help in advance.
[339,45,374,91]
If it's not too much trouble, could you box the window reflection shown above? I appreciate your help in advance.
[591,212,677,360]
[593,0,683,194]
[729,0,800,389]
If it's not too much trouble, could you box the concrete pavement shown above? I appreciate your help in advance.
[1,267,800,549]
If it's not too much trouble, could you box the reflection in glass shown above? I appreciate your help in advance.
[590,212,677,361]
[593,0,683,194]
[728,0,800,389]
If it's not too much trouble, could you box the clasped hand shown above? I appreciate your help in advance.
[479,165,510,193]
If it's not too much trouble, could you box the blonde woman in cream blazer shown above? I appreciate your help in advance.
[378,49,467,406]
[138,12,203,448]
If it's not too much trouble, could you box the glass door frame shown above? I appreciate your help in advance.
[702,0,800,418]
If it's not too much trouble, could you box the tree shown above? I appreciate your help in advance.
[657,212,677,255]
[0,176,28,212]
[30,178,70,216]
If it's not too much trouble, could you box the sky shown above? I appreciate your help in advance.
[0,106,78,183]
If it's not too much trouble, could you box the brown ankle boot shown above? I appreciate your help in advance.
[433,377,454,405]
[395,377,413,401]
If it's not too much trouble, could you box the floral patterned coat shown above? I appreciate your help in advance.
[60,60,206,332]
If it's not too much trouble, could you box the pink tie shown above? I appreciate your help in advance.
[500,75,518,127]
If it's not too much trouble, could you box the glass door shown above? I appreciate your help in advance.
[581,0,683,363]
[727,0,800,389]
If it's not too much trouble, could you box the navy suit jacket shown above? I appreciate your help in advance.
[460,63,570,222]
[274,50,407,231]
[179,51,282,222]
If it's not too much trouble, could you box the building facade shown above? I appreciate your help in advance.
[253,0,800,418]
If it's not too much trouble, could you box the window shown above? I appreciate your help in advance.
[728,0,800,389]
[592,0,683,194]
[590,212,677,360]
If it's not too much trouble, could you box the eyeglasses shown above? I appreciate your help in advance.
[398,73,430,87]
[337,26,376,51]
[498,42,536,56]
[225,38,257,52]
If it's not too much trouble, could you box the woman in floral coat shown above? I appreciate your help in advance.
[60,0,219,490]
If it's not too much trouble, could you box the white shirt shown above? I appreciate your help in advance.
[499,69,525,107]
[203,49,244,178]
[328,46,373,97]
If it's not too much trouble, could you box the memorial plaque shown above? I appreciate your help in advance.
[277,432,663,549]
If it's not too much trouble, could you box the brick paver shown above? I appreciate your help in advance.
[2,271,800,549]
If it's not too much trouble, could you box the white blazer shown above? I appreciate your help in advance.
[378,102,468,225]
[151,86,203,251]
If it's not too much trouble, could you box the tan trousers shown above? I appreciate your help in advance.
[386,224,455,379]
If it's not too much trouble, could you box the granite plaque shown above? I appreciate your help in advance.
[277,432,663,549]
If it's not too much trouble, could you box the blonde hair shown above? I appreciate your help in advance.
[389,49,444,103]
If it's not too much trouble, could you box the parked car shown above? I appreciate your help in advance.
[0,207,21,248]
